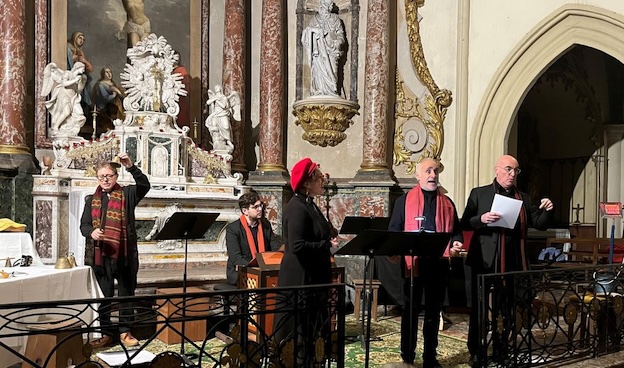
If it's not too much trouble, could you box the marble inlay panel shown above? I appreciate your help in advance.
[0,177,12,218]
[34,0,50,148]
[14,173,33,230]
[35,200,52,258]
[358,195,386,218]
[58,198,69,257]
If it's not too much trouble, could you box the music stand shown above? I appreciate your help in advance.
[337,217,389,344]
[154,212,219,367]
[336,229,451,368]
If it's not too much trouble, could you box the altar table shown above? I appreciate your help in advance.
[0,233,44,266]
[0,265,103,367]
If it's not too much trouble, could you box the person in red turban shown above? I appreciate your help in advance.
[273,157,339,365]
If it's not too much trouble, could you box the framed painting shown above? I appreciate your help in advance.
[44,0,205,144]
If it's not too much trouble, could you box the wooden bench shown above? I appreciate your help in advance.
[22,319,84,368]
[353,279,381,322]
[546,237,624,265]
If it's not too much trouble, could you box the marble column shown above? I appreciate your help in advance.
[222,0,247,173]
[257,0,287,175]
[34,0,49,148]
[0,0,37,230]
[0,0,28,154]
[354,0,393,183]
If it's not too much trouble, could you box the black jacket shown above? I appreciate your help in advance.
[277,193,333,287]
[461,182,552,271]
[225,217,280,285]
[80,165,150,264]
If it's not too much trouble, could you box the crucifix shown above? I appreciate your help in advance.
[572,203,584,225]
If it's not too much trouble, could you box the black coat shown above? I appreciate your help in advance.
[277,193,333,286]
[80,165,150,265]
[225,218,279,285]
[461,182,553,272]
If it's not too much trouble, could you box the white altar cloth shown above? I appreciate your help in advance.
[0,233,44,266]
[0,265,103,367]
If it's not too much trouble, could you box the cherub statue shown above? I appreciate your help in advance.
[205,85,240,154]
[41,62,87,136]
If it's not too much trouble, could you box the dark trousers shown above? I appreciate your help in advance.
[401,258,448,363]
[93,251,139,334]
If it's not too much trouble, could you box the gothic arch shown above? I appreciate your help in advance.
[469,4,624,192]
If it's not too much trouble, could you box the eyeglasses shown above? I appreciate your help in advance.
[498,166,521,175]
[249,203,264,210]
[97,174,117,181]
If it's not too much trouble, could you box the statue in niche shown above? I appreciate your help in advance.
[150,146,169,178]
[301,0,346,97]
[205,85,240,154]
[41,62,87,136]
[145,202,182,250]
[122,0,151,47]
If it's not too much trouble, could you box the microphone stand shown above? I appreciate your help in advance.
[407,216,425,364]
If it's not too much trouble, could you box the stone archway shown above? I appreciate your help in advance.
[469,4,624,193]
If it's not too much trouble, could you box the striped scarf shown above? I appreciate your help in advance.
[91,184,127,265]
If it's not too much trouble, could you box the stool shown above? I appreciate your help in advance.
[353,279,381,321]
[22,319,84,368]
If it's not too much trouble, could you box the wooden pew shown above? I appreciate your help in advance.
[546,237,624,265]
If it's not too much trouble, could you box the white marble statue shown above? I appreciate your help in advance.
[145,202,183,250]
[205,85,240,154]
[41,61,87,136]
[301,0,346,97]
[119,33,187,116]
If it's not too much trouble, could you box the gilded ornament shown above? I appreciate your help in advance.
[563,302,578,325]
[292,97,359,147]
[393,0,453,174]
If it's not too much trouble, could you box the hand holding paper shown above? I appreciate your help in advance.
[488,194,522,229]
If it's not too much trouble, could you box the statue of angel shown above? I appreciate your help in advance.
[205,85,240,153]
[41,62,87,135]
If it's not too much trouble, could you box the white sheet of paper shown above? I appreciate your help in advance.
[96,350,155,366]
[488,194,522,229]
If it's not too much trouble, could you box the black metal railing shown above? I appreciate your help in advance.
[0,283,345,367]
[477,264,624,367]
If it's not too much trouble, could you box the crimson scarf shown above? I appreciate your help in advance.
[240,214,265,257]
[403,185,455,276]
[91,184,127,265]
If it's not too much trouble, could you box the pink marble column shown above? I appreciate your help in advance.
[34,0,49,148]
[222,0,247,173]
[358,0,390,174]
[257,0,286,173]
[0,0,29,154]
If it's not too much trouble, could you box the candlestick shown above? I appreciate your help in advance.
[91,105,98,140]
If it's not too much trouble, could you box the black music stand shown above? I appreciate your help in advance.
[338,217,389,344]
[336,230,451,368]
[154,212,219,367]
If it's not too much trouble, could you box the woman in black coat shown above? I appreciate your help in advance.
[273,157,339,365]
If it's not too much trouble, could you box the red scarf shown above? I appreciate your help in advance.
[403,185,454,276]
[240,214,265,257]
[496,183,528,272]
[91,184,127,265]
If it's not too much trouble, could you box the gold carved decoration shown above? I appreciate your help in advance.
[186,144,228,184]
[292,98,360,147]
[66,137,120,177]
[393,0,453,174]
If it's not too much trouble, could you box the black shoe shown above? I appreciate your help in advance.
[423,358,442,368]
[401,353,414,365]
[469,355,481,368]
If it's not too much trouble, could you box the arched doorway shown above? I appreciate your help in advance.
[471,4,624,237]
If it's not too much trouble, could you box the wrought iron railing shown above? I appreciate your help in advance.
[476,264,624,367]
[0,283,345,367]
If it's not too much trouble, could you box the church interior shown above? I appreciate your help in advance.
[3,0,624,366]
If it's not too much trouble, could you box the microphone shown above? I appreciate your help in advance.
[414,216,425,232]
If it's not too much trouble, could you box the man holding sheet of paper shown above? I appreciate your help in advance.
[461,154,553,367]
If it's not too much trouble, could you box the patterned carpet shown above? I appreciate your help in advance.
[344,312,472,367]
[93,311,472,367]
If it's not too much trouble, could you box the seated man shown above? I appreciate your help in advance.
[225,191,281,287]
